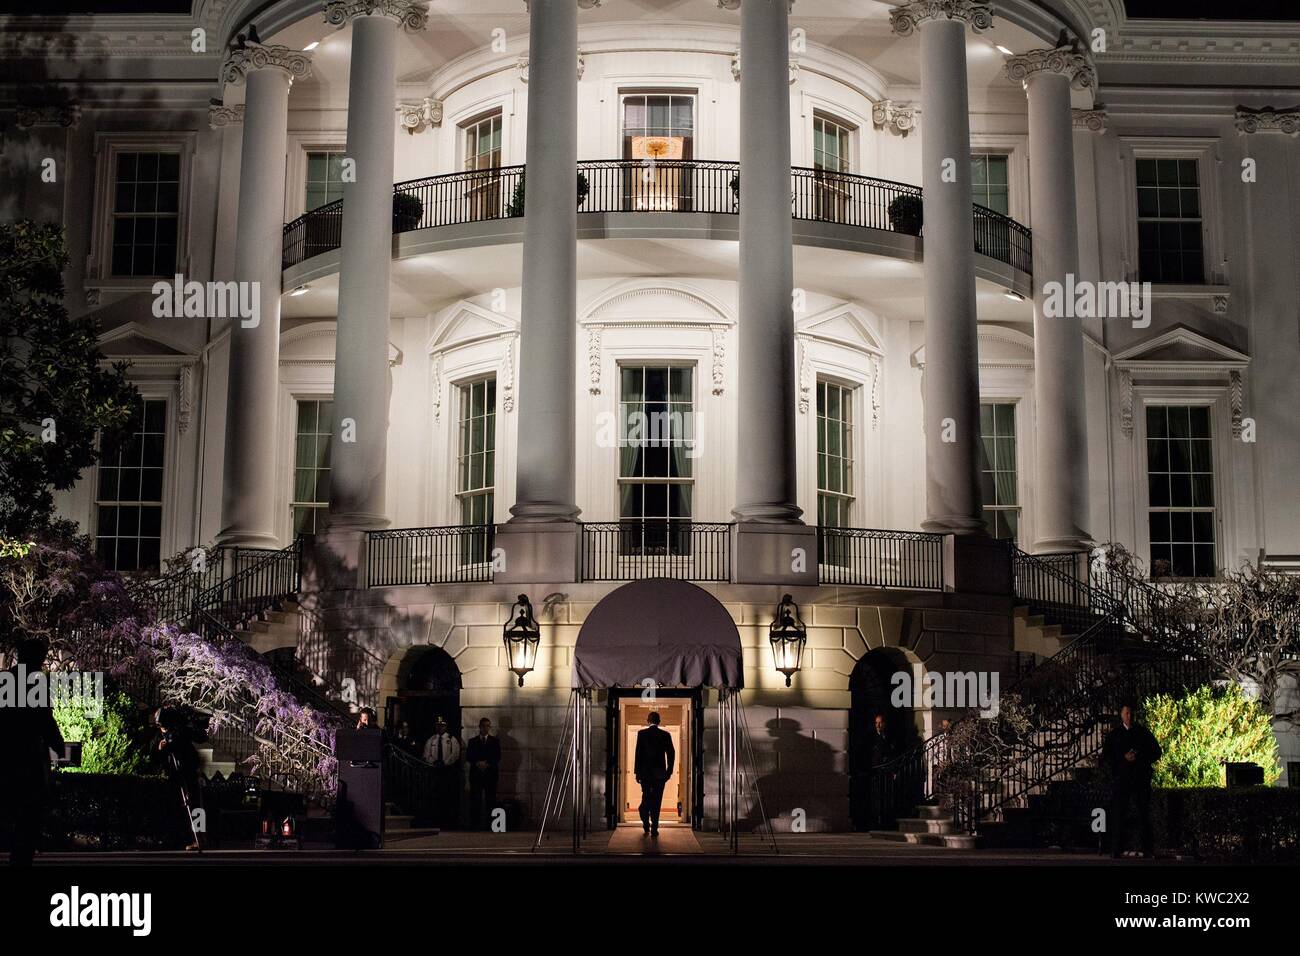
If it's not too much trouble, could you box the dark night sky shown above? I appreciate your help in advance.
[4,0,1298,21]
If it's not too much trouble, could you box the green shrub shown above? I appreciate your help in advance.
[1152,787,1300,863]
[1144,683,1281,788]
[54,689,151,776]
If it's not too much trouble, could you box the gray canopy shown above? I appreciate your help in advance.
[572,578,744,689]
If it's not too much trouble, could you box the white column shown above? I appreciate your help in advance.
[729,0,801,524]
[217,44,311,548]
[324,1,427,531]
[1007,45,1094,552]
[508,0,583,523]
[891,1,992,536]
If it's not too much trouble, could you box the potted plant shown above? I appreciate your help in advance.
[888,193,923,236]
[392,190,424,232]
[503,172,590,217]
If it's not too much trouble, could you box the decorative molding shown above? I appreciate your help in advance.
[177,364,194,435]
[1229,370,1244,438]
[1212,295,1229,315]
[871,99,917,136]
[1234,106,1300,136]
[208,103,243,129]
[715,0,794,11]
[1072,107,1106,133]
[889,0,993,37]
[84,288,101,307]
[221,43,312,86]
[797,336,811,414]
[1119,368,1134,438]
[870,355,881,429]
[522,0,602,9]
[1005,43,1096,92]
[15,103,80,129]
[516,53,587,83]
[729,52,800,85]
[431,352,442,423]
[710,326,726,396]
[323,0,429,31]
[587,326,602,395]
[502,337,516,412]
[398,97,442,134]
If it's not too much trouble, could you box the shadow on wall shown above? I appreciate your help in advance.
[740,716,841,833]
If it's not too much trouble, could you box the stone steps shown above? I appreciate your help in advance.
[234,599,301,654]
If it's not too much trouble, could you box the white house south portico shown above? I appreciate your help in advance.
[18,0,1300,837]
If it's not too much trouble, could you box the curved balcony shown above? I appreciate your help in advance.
[281,159,1032,276]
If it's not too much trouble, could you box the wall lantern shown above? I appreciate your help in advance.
[769,593,806,688]
[503,594,541,687]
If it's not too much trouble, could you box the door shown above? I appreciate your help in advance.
[618,697,689,825]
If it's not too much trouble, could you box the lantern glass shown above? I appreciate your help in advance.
[503,595,541,687]
[769,594,806,687]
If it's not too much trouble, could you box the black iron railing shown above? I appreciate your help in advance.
[366,525,495,586]
[580,520,731,582]
[973,203,1033,275]
[384,744,440,820]
[816,527,945,590]
[191,539,303,641]
[281,160,1034,274]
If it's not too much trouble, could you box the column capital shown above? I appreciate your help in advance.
[208,103,245,129]
[872,98,918,135]
[221,42,312,86]
[1072,106,1106,133]
[1005,43,1096,92]
[324,0,428,31]
[1235,105,1300,135]
[889,0,993,38]
[397,96,442,133]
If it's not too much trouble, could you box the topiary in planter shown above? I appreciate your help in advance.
[888,193,923,236]
[504,172,590,217]
[392,191,424,232]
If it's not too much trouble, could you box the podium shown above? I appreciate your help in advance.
[335,728,384,849]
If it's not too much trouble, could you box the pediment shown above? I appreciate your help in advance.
[283,321,402,366]
[582,281,732,326]
[1113,326,1249,369]
[98,322,197,359]
[796,303,884,354]
[427,302,519,352]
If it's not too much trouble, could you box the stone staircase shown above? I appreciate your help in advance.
[233,598,303,654]
[869,800,977,849]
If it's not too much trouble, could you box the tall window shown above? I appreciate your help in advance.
[813,114,852,173]
[970,153,1009,215]
[305,150,347,210]
[817,381,854,528]
[111,152,180,277]
[621,92,695,210]
[457,378,496,528]
[463,112,503,171]
[96,398,166,572]
[1136,158,1204,284]
[292,399,332,535]
[979,403,1018,541]
[1146,405,1215,579]
[618,365,694,554]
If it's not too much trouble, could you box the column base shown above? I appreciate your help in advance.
[492,521,580,584]
[730,503,805,523]
[302,529,368,592]
[731,522,818,586]
[214,527,282,550]
[944,533,1012,596]
[921,514,988,535]
[1032,534,1094,555]
[507,501,582,523]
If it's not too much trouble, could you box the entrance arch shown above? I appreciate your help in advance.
[848,647,922,830]
[382,645,463,745]
[573,579,743,831]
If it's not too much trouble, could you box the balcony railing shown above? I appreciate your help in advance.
[580,520,732,582]
[282,160,1032,274]
[366,525,495,586]
[816,527,945,590]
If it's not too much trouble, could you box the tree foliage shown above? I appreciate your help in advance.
[1145,683,1282,788]
[0,220,138,537]
[53,690,152,776]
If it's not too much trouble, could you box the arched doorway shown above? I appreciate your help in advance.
[383,645,463,748]
[848,647,921,830]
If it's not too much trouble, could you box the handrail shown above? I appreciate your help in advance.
[281,160,1034,274]
[191,538,302,642]
[816,526,945,590]
[579,519,732,582]
[366,525,494,586]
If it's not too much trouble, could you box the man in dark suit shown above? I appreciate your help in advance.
[1103,702,1163,859]
[634,711,675,837]
[869,713,897,828]
[0,640,65,866]
[466,717,501,831]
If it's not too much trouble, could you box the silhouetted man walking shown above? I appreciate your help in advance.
[634,712,674,837]
[1103,703,1162,859]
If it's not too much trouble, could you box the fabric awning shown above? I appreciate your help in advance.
[572,578,744,689]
